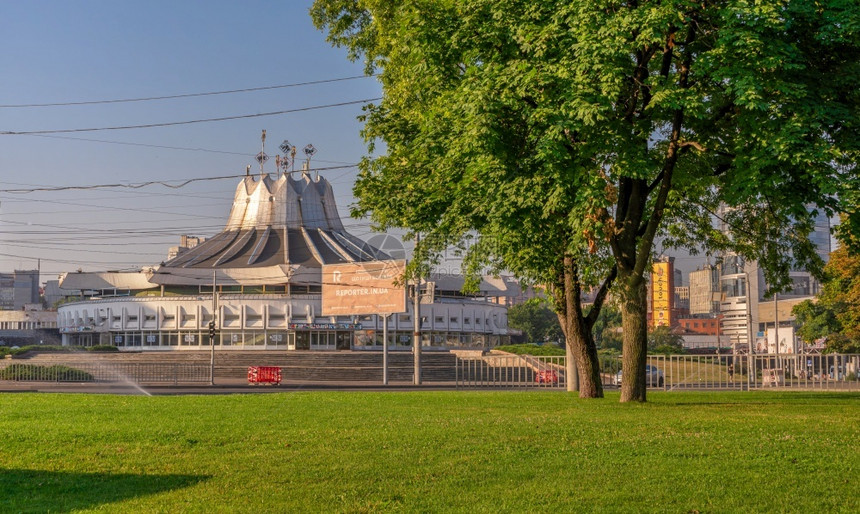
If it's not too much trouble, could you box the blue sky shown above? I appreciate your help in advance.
[0,1,382,277]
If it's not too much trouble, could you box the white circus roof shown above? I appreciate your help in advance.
[149,169,388,287]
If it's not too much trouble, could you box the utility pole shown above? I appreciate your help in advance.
[382,313,389,386]
[413,234,422,385]
[209,270,217,386]
[773,291,780,375]
[744,270,753,390]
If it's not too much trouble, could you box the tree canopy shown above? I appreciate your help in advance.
[313,0,860,401]
[507,299,565,345]
[793,243,860,353]
[647,326,686,355]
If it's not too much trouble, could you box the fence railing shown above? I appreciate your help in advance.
[456,353,860,391]
[455,354,568,389]
[0,362,210,384]
[2,353,858,390]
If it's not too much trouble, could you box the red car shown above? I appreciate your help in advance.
[534,370,559,384]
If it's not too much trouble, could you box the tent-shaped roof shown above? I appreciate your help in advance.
[149,170,389,287]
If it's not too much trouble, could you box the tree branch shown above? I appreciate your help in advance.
[586,265,618,327]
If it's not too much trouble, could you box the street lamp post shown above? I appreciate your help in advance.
[413,234,422,386]
[743,270,753,390]
[381,313,390,385]
[209,270,217,386]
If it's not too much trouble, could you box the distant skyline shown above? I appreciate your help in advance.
[0,1,379,278]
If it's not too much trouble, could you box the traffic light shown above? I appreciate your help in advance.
[209,321,216,339]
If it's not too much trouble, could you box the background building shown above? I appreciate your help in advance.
[58,164,511,351]
[0,309,59,347]
[719,209,831,353]
[689,264,721,316]
[0,270,40,310]
[651,256,675,328]
[167,235,206,261]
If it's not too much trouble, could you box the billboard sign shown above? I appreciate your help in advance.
[321,260,407,316]
[652,261,673,328]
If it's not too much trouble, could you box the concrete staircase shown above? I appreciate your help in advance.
[5,350,458,383]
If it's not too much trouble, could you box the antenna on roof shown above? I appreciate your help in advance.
[245,164,251,176]
[255,129,269,175]
[279,140,295,173]
[303,144,316,169]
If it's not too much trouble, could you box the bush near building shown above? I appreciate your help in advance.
[495,343,565,357]
[0,364,93,381]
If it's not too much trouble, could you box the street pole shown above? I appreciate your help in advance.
[382,313,389,385]
[209,270,217,386]
[413,234,422,385]
[744,270,753,390]
[773,291,780,375]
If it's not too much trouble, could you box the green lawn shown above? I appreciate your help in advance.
[1,391,857,513]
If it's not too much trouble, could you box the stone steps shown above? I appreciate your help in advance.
[7,350,459,383]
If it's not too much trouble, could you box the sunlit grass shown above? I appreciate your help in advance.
[1,391,857,512]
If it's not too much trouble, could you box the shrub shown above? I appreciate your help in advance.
[0,363,93,381]
[495,344,565,356]
[86,345,119,352]
[9,345,72,355]
[650,344,688,355]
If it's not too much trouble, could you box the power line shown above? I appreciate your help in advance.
[1,241,166,256]
[0,165,356,193]
[0,75,376,108]
[23,135,365,164]
[0,98,381,135]
[0,250,155,267]
[31,134,253,156]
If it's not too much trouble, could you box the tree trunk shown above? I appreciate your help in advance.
[556,254,604,398]
[558,311,603,398]
[618,270,648,402]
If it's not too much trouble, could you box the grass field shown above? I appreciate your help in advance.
[1,391,858,513]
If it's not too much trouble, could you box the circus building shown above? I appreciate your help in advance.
[57,139,513,352]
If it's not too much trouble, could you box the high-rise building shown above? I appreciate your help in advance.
[719,209,831,353]
[651,256,675,328]
[689,265,720,316]
[0,270,40,310]
[674,286,690,311]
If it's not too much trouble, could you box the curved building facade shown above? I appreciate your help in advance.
[58,165,511,351]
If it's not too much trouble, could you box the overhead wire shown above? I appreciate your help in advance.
[0,164,357,193]
[0,98,382,135]
[0,75,377,108]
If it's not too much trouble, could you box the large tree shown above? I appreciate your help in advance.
[312,0,860,401]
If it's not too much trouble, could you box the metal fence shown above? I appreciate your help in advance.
[0,362,210,384]
[2,353,857,390]
[455,353,860,391]
[455,354,568,389]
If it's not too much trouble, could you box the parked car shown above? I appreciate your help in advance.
[613,365,664,387]
[534,370,559,384]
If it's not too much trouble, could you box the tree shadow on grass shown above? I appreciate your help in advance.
[0,468,209,513]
